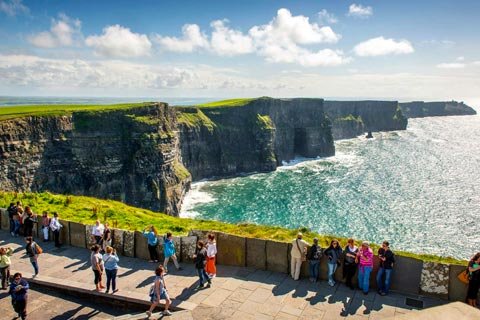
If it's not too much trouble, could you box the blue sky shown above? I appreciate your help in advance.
[0,0,479,106]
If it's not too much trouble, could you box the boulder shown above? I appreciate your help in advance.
[85,224,95,249]
[216,232,246,267]
[0,209,8,231]
[69,222,86,248]
[246,237,266,270]
[135,231,151,260]
[420,262,449,298]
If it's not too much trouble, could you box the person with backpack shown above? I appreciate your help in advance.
[307,238,322,282]
[25,236,41,277]
[163,232,182,273]
[376,241,395,296]
[0,246,13,289]
[193,240,211,289]
[343,238,358,290]
[290,233,309,281]
[9,272,29,320]
[466,252,480,307]
[49,212,62,247]
[146,265,172,318]
[7,203,16,236]
[324,239,343,287]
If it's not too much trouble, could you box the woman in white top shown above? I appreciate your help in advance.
[205,234,217,277]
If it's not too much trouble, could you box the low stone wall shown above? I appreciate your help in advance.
[0,212,468,301]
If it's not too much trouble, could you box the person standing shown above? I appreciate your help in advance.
[146,266,172,318]
[9,272,29,320]
[41,212,51,242]
[102,222,112,253]
[357,241,374,295]
[49,212,62,247]
[25,237,40,277]
[290,233,309,281]
[163,232,182,273]
[103,246,119,294]
[143,226,159,263]
[205,234,217,278]
[307,238,322,282]
[12,207,21,237]
[23,207,37,238]
[0,246,13,289]
[466,252,480,307]
[7,202,16,236]
[376,241,395,295]
[90,244,105,291]
[324,239,343,287]
[193,240,211,289]
[343,238,358,290]
[92,220,105,245]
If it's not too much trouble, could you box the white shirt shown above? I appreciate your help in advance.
[291,239,309,259]
[49,217,62,231]
[206,242,217,258]
[92,224,104,237]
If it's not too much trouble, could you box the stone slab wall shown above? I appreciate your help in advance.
[390,256,423,294]
[0,209,8,231]
[112,229,124,256]
[180,236,198,262]
[266,240,289,273]
[216,232,246,267]
[246,238,266,270]
[69,222,86,248]
[134,231,151,260]
[448,264,469,301]
[123,230,135,257]
[420,262,449,297]
[58,219,70,245]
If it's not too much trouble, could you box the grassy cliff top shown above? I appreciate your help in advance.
[197,98,257,108]
[0,102,155,121]
[0,191,465,265]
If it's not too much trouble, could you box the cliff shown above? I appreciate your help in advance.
[178,97,334,180]
[0,103,190,216]
[323,100,408,140]
[399,101,477,118]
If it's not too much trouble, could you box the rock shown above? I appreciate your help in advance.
[246,238,266,270]
[400,101,477,118]
[111,228,124,256]
[420,262,449,297]
[123,230,135,257]
[266,240,289,274]
[180,236,198,262]
[216,233,246,267]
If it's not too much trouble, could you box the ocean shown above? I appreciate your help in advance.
[181,115,480,260]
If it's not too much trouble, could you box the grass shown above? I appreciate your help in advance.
[176,108,216,131]
[335,114,363,123]
[0,103,154,121]
[0,191,466,265]
[197,98,256,108]
[256,114,275,130]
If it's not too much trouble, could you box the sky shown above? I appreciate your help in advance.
[0,0,479,106]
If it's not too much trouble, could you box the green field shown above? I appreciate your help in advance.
[197,98,256,108]
[0,103,153,121]
[0,191,465,265]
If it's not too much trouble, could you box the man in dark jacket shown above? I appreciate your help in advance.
[193,241,211,289]
[376,241,395,295]
[9,272,29,320]
[7,203,16,236]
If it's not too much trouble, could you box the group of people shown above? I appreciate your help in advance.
[291,233,395,296]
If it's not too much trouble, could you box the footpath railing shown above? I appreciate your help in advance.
[0,209,468,302]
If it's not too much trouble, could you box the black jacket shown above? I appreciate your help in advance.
[194,247,207,269]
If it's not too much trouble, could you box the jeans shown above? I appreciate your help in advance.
[9,219,14,234]
[30,259,39,275]
[327,263,338,284]
[309,260,319,280]
[53,230,61,247]
[13,220,20,236]
[105,268,117,292]
[376,267,393,294]
[358,266,373,293]
[196,268,210,286]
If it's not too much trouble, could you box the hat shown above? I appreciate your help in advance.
[297,232,303,239]
[362,241,370,246]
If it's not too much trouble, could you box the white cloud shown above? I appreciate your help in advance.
[348,4,373,18]
[28,14,81,48]
[210,20,255,56]
[353,36,414,57]
[318,9,338,24]
[456,56,465,61]
[85,25,152,58]
[436,63,465,69]
[0,0,28,16]
[473,61,480,66]
[154,24,209,53]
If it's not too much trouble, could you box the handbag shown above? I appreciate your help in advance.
[296,240,306,262]
[457,269,469,284]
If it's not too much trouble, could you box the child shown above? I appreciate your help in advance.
[163,232,182,272]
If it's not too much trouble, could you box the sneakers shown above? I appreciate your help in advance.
[163,310,172,316]
[146,311,152,318]
[196,284,204,290]
[177,267,183,271]
[328,281,335,287]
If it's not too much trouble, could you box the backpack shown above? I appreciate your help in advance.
[313,246,323,260]
[35,243,43,254]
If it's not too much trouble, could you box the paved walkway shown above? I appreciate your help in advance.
[0,230,447,319]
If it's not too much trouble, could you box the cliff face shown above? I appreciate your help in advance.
[0,104,191,216]
[323,100,408,140]
[399,101,477,118]
[178,98,334,180]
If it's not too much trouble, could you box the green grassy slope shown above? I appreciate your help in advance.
[197,98,256,108]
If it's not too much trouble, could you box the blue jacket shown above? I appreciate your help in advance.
[163,236,176,258]
[9,279,29,301]
[143,231,158,246]
[103,253,119,270]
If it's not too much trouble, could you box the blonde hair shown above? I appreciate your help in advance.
[106,246,113,254]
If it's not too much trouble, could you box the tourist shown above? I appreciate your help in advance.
[25,236,40,277]
[357,241,374,295]
[9,272,29,320]
[12,206,21,237]
[49,212,62,247]
[324,239,343,286]
[0,246,13,289]
[22,206,37,237]
[146,265,172,318]
[343,238,358,290]
[41,211,50,242]
[376,241,395,295]
[90,244,105,291]
[7,202,16,236]
[193,240,211,289]
[143,226,159,263]
[290,232,309,281]
[466,252,480,307]
[307,238,322,282]
[103,246,119,294]
[92,220,105,245]
[205,233,217,278]
[102,222,112,253]
[163,232,182,272]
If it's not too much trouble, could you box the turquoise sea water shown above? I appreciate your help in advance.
[182,115,480,260]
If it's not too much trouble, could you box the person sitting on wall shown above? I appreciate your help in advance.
[324,239,343,287]
[376,241,395,296]
[290,233,309,281]
[91,220,105,246]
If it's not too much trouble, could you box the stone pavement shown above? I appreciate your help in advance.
[0,230,447,319]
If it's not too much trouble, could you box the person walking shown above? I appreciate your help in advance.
[103,246,119,294]
[163,232,182,273]
[143,226,159,263]
[376,241,395,295]
[90,244,105,291]
[41,212,51,242]
[23,207,37,238]
[357,241,374,295]
[92,220,105,245]
[146,265,172,318]
[290,233,309,281]
[25,236,40,277]
[325,239,343,287]
[205,233,217,278]
[7,202,16,236]
[466,252,480,307]
[0,246,13,289]
[193,240,211,289]
[343,238,358,290]
[307,238,322,282]
[102,222,112,253]
[49,212,62,247]
[9,272,29,320]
